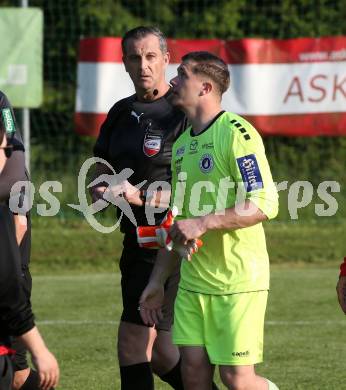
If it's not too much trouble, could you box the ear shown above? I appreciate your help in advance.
[200,81,213,96]
[163,51,170,69]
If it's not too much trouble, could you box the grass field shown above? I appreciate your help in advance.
[27,218,346,389]
[31,267,346,390]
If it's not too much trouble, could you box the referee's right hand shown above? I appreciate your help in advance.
[139,281,164,326]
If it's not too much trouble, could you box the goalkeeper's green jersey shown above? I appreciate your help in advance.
[171,111,278,294]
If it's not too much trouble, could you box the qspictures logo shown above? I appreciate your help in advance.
[7,157,342,232]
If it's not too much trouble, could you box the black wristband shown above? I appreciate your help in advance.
[139,189,147,204]
[139,189,153,205]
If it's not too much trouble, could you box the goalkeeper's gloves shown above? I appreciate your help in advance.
[136,207,202,259]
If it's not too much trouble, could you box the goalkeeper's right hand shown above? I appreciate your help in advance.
[136,207,203,260]
[155,227,201,261]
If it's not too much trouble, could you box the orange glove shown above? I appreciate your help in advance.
[136,207,202,259]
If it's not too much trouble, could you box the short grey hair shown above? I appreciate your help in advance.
[122,26,167,55]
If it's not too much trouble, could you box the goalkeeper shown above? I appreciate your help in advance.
[140,52,280,389]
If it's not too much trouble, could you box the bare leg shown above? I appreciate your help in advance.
[151,330,180,375]
[180,346,214,390]
[117,321,157,365]
[219,365,270,390]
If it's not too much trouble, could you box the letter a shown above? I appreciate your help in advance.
[283,76,304,103]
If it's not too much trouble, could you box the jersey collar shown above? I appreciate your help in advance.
[190,110,225,137]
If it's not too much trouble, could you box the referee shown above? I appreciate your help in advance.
[0,118,59,390]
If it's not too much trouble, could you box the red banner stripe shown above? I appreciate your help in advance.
[79,36,346,64]
[245,112,346,136]
[79,37,123,62]
[74,112,107,136]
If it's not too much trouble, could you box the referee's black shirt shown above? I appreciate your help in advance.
[94,89,187,241]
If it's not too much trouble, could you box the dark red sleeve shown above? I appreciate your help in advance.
[339,257,346,277]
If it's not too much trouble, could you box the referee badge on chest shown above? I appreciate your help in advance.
[143,133,162,157]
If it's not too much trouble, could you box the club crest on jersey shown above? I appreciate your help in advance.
[236,154,263,192]
[143,134,162,157]
[199,153,214,173]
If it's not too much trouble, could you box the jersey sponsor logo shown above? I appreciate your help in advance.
[199,153,214,173]
[143,134,162,157]
[131,110,144,123]
[232,350,250,357]
[190,139,198,152]
[236,154,263,192]
[1,108,15,134]
[202,142,214,149]
[175,157,183,174]
[176,146,185,156]
[175,157,183,165]
[189,140,198,152]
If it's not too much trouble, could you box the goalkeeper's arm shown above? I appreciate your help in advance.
[139,248,180,326]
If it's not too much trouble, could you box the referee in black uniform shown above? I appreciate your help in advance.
[92,26,186,390]
[0,117,59,390]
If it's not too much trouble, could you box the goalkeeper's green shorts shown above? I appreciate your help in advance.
[172,288,268,365]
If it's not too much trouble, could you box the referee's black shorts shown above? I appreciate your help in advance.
[119,246,180,332]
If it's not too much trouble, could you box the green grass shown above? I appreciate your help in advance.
[27,218,346,388]
[30,218,346,273]
[31,267,345,390]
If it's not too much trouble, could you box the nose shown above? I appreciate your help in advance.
[140,56,149,71]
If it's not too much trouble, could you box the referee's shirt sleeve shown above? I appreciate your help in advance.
[228,120,279,220]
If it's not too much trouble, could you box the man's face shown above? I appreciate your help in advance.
[123,34,169,92]
[0,136,7,174]
[170,62,203,110]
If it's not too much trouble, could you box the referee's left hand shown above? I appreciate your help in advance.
[169,217,206,245]
[139,281,164,326]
